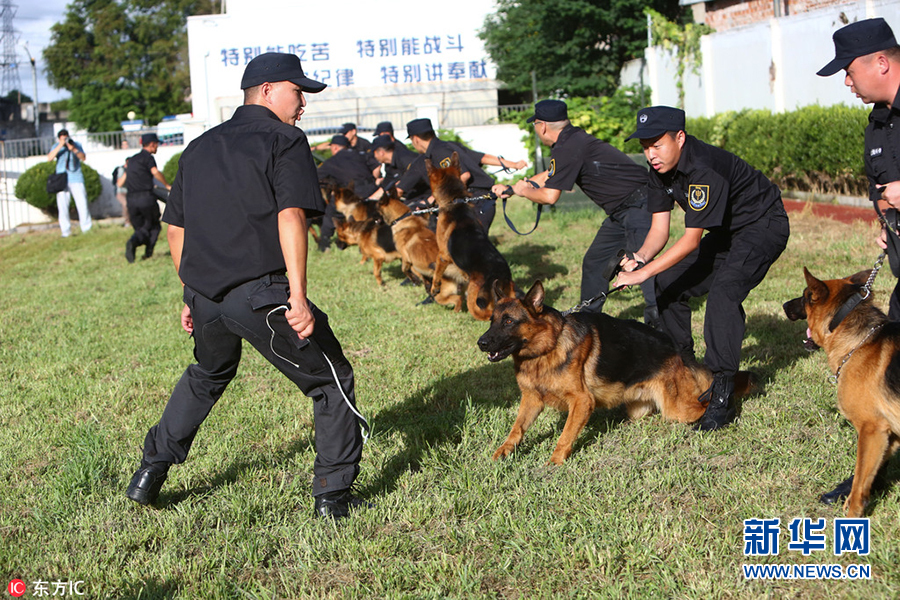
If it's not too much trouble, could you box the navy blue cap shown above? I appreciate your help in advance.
[141,133,160,146]
[818,18,898,76]
[374,121,394,135]
[329,134,351,147]
[240,52,326,93]
[526,99,568,123]
[626,106,686,141]
[371,135,394,151]
[406,118,434,138]
[340,122,357,134]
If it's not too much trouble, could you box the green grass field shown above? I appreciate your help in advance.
[2,201,899,599]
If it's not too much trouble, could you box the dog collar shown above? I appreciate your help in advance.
[828,291,865,332]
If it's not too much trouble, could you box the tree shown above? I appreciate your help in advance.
[480,0,681,99]
[43,0,219,132]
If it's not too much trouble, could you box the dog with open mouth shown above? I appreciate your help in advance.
[784,267,900,517]
[478,280,757,464]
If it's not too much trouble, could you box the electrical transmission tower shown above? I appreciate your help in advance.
[0,0,21,99]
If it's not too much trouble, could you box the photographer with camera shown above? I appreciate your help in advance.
[46,129,92,237]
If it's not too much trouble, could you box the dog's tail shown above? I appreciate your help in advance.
[468,276,515,321]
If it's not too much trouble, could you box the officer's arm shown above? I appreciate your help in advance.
[151,166,170,190]
[633,211,672,264]
[278,207,315,339]
[479,153,528,170]
[167,224,193,334]
[634,225,703,280]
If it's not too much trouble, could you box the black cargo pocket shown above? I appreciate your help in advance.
[183,286,196,310]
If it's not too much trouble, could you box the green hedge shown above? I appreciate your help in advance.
[162,152,181,184]
[686,104,869,196]
[14,161,102,211]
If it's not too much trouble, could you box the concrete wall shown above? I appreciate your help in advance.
[625,0,900,116]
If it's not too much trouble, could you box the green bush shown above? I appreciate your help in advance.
[686,104,869,196]
[14,161,102,211]
[162,152,182,184]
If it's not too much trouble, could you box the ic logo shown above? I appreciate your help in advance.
[8,579,26,597]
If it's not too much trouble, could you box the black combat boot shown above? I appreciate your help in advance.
[694,372,737,432]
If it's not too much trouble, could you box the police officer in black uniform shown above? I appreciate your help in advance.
[816,17,900,504]
[317,134,378,198]
[125,52,369,519]
[124,133,170,262]
[341,122,373,153]
[616,106,789,431]
[406,118,497,230]
[819,18,900,319]
[369,133,432,208]
[494,99,658,323]
[316,134,379,251]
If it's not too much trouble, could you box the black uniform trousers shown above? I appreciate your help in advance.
[890,280,900,321]
[581,189,657,318]
[654,201,790,376]
[468,189,495,232]
[127,191,162,253]
[140,274,363,496]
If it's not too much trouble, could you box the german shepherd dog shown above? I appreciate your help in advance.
[784,267,900,517]
[478,280,756,464]
[333,185,379,223]
[376,193,465,310]
[426,152,515,320]
[334,218,399,286]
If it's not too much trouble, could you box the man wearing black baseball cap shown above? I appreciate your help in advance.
[123,132,170,262]
[817,17,900,506]
[616,106,789,432]
[818,18,900,316]
[493,99,658,325]
[125,52,371,520]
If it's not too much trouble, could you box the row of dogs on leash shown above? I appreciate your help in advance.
[320,152,900,519]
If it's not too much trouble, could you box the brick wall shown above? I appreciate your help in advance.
[704,0,850,31]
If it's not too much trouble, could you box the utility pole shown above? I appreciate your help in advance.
[23,42,36,137]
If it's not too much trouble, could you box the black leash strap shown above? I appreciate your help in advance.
[499,180,543,236]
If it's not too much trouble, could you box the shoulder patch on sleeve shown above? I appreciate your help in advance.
[548,158,556,178]
[439,157,451,168]
[688,184,709,211]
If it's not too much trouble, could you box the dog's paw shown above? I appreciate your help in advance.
[492,445,515,461]
[547,453,567,466]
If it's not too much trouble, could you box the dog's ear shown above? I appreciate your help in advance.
[332,217,343,228]
[347,180,356,192]
[803,267,829,303]
[424,158,433,174]
[491,280,505,302]
[848,270,873,287]
[450,151,460,169]
[523,280,545,313]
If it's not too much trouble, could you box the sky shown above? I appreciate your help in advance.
[14,0,69,103]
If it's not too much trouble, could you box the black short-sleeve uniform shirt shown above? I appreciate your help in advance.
[423,137,494,191]
[382,141,419,186]
[545,125,648,213]
[162,104,325,301]
[125,149,158,195]
[646,134,780,233]
[396,155,432,202]
[317,148,378,198]
[864,85,900,201]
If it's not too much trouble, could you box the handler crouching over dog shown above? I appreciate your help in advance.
[492,100,659,326]
[616,107,790,431]
[125,52,369,519]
